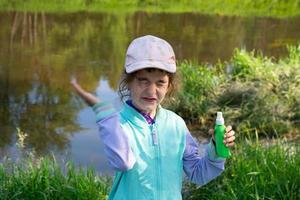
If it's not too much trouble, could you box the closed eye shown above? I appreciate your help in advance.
[136,77,149,84]
[157,80,168,87]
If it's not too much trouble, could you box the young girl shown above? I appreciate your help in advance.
[71,35,235,200]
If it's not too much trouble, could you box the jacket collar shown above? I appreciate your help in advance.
[120,101,163,128]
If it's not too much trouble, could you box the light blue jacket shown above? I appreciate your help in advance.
[93,102,225,200]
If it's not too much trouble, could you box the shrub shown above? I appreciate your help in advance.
[167,45,300,138]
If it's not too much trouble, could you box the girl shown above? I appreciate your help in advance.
[71,35,235,200]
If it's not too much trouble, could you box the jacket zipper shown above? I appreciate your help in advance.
[151,124,158,145]
[151,124,161,200]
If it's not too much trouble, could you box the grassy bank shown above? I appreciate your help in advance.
[186,139,300,199]
[0,0,300,17]
[1,140,299,199]
[167,45,300,139]
[0,155,111,199]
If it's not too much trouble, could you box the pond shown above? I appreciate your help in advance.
[0,11,299,175]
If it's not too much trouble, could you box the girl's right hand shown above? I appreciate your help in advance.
[70,77,100,106]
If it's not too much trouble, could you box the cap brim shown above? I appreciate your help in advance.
[125,60,176,73]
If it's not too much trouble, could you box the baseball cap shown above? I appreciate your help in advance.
[125,35,176,73]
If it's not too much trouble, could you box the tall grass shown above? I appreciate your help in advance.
[0,128,111,200]
[0,0,300,17]
[0,156,111,199]
[185,139,300,199]
[167,45,300,138]
[1,135,298,199]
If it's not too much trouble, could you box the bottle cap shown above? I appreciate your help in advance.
[216,112,225,125]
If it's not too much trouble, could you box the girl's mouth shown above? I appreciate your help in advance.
[142,97,157,102]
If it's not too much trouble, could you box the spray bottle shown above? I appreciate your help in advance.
[214,112,231,158]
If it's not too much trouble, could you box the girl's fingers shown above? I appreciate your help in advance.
[224,135,235,143]
[70,77,77,84]
[211,125,236,146]
[226,125,232,133]
[71,80,86,94]
[225,130,235,138]
[223,130,235,146]
[226,141,235,147]
[70,77,100,106]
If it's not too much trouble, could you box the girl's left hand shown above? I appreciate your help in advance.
[223,126,235,147]
[210,125,236,147]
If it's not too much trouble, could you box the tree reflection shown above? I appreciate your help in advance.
[1,12,83,155]
[0,11,299,157]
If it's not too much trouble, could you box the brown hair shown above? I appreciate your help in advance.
[118,68,179,102]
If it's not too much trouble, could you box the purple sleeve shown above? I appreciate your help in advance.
[93,102,136,171]
[183,131,225,186]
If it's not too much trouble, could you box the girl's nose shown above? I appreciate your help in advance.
[146,83,157,95]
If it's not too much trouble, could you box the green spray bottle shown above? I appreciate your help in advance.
[214,112,231,158]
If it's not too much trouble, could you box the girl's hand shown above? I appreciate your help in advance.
[209,125,236,147]
[70,77,100,106]
[223,126,235,147]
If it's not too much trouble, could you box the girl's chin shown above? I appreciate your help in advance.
[134,100,158,111]
[138,104,157,113]
[141,105,156,111]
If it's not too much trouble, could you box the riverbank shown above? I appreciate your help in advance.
[1,138,299,199]
[0,0,300,18]
[0,155,112,199]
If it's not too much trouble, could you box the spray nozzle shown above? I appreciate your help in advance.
[216,112,225,125]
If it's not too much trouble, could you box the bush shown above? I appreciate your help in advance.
[167,45,300,138]
[165,61,225,130]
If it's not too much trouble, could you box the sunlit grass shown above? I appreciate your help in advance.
[0,128,111,200]
[1,134,298,199]
[0,156,112,200]
[0,0,300,17]
[185,138,300,199]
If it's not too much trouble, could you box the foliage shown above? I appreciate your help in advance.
[166,61,225,129]
[167,45,300,138]
[1,135,298,199]
[0,128,111,199]
[0,156,112,200]
[185,139,300,199]
[1,0,300,17]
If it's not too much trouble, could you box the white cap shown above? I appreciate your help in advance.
[125,35,176,73]
[216,112,225,125]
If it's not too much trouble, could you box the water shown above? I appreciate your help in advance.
[0,11,299,175]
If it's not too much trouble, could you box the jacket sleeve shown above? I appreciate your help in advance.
[93,102,136,171]
[183,130,225,186]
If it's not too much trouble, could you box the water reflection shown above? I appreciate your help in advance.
[0,11,299,173]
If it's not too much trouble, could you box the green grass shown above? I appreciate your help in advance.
[185,139,300,200]
[0,156,111,200]
[1,139,298,199]
[167,45,300,138]
[0,0,300,17]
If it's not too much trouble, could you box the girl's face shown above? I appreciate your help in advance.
[129,69,170,118]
